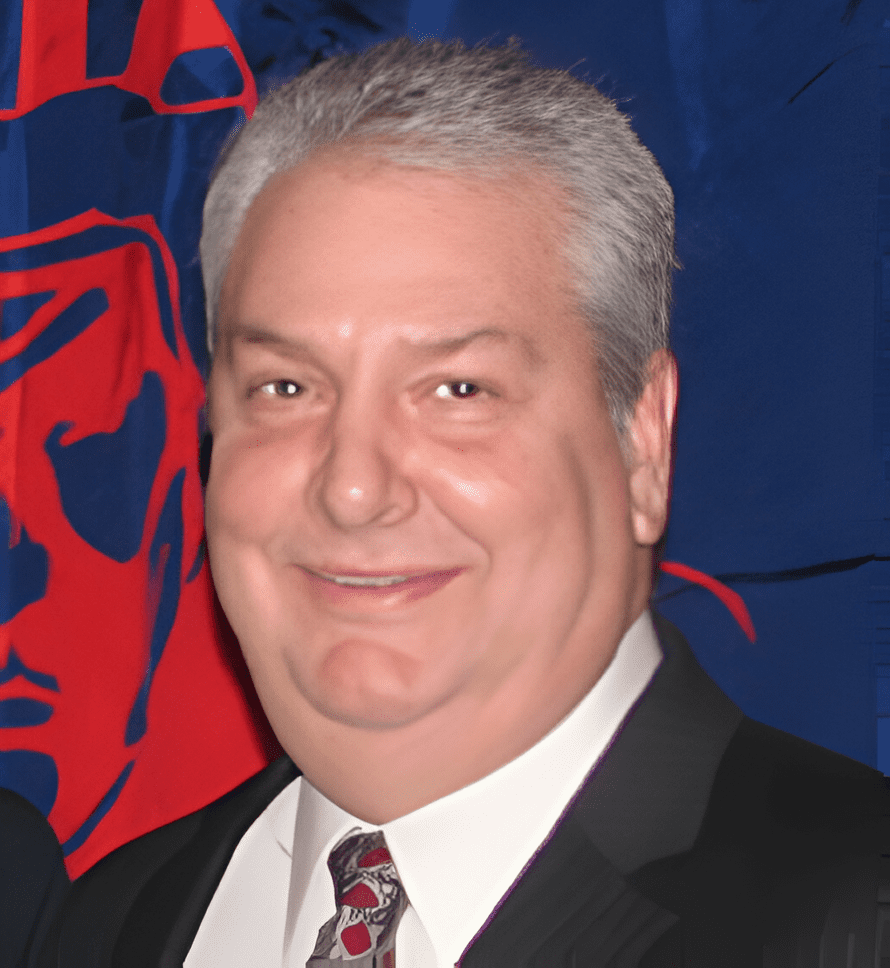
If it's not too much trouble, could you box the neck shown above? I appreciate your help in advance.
[288,605,647,823]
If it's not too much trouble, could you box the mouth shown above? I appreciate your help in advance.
[300,566,464,607]
[313,572,416,588]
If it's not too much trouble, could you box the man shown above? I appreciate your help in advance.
[43,38,889,967]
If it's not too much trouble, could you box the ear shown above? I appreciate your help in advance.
[626,349,678,547]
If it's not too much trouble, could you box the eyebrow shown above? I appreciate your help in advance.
[226,323,542,367]
[227,324,315,357]
[405,327,543,368]
[406,327,508,353]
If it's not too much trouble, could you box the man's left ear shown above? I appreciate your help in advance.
[626,349,678,547]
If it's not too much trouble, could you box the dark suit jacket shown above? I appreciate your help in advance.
[41,617,890,967]
[0,788,69,968]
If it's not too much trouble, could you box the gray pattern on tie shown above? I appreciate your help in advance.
[307,830,407,967]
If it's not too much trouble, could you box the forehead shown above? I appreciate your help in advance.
[216,153,582,354]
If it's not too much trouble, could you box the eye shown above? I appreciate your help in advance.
[435,381,481,400]
[257,379,303,398]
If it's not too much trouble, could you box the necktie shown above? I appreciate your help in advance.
[307,830,408,967]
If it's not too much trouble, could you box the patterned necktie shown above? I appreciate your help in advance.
[307,830,408,968]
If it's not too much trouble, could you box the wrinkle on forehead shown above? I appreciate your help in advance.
[223,320,545,374]
[217,153,586,365]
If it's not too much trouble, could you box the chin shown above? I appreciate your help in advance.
[308,692,428,731]
[282,633,452,731]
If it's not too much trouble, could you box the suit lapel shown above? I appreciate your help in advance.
[461,616,743,967]
[459,813,677,968]
[111,757,300,968]
[576,614,744,874]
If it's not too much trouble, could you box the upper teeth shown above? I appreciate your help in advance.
[323,574,410,587]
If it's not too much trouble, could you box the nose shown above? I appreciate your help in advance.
[312,400,417,530]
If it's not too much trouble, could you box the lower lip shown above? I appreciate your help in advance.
[300,568,464,608]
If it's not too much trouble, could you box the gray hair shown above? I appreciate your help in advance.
[201,37,676,430]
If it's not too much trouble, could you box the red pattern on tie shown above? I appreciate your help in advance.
[340,883,379,908]
[340,922,372,955]
[307,830,408,967]
[358,847,392,868]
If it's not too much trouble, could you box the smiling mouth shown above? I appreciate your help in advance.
[301,566,464,604]
[314,572,414,588]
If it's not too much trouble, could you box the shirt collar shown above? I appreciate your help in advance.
[283,610,661,968]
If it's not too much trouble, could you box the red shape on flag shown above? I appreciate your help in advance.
[0,210,275,876]
[659,561,757,642]
[1,0,256,121]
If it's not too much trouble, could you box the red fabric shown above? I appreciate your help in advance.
[659,561,757,642]
[0,0,264,877]
[1,0,255,121]
[1,212,274,878]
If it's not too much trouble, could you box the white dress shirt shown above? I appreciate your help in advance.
[185,611,662,968]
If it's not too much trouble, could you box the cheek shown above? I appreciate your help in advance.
[424,457,516,516]
[206,431,302,545]
[205,431,326,630]
[429,428,632,626]
[416,428,599,547]
[205,450,289,642]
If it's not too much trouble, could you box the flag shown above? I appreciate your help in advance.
[0,0,408,878]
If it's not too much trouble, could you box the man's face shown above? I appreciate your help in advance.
[206,155,672,768]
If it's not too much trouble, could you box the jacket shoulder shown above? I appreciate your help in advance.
[44,757,298,968]
[634,718,889,964]
[713,717,887,839]
[0,788,69,968]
